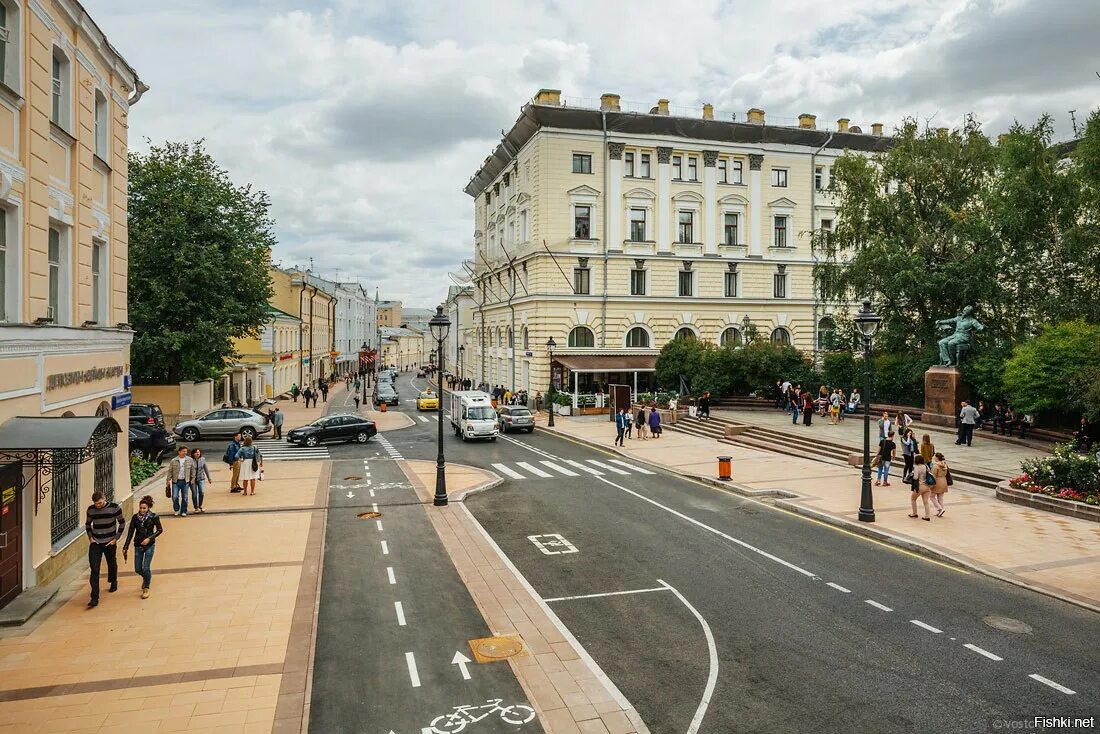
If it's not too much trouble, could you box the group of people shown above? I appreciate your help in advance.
[84,491,164,606]
[488,384,529,406]
[776,380,863,427]
[614,405,663,446]
[873,424,952,521]
[224,432,265,496]
[290,382,328,407]
[447,375,474,390]
[964,400,1035,441]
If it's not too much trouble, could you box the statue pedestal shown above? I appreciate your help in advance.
[921,366,967,427]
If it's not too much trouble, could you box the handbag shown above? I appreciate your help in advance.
[165,486,171,498]
[871,455,880,468]
[222,451,232,466]
[924,468,936,486]
[945,467,954,486]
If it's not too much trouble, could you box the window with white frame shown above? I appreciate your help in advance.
[572,153,592,174]
[672,155,682,180]
[639,153,651,178]
[678,267,694,297]
[569,326,595,348]
[625,326,650,348]
[724,269,738,298]
[677,210,694,243]
[771,168,788,187]
[687,157,698,181]
[731,159,743,184]
[814,166,824,191]
[717,159,727,183]
[92,240,107,324]
[51,47,71,130]
[771,327,791,345]
[773,215,789,248]
[574,205,591,239]
[674,327,696,341]
[573,265,591,295]
[821,218,833,245]
[48,226,64,322]
[773,266,788,299]
[629,208,647,241]
[629,265,646,296]
[0,1,20,91]
[624,152,634,177]
[0,207,8,321]
[723,213,740,246]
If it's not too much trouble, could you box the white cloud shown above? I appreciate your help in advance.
[84,0,1098,307]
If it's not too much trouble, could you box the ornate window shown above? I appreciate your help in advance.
[51,47,72,130]
[771,327,792,346]
[568,326,595,348]
[721,327,743,347]
[674,327,696,341]
[625,327,650,348]
[50,451,80,544]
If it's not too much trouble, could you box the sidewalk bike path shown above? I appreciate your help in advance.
[308,454,542,734]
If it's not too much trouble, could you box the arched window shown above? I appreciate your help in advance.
[496,327,502,347]
[674,327,696,341]
[507,327,513,348]
[720,327,743,347]
[771,327,791,346]
[817,317,836,351]
[568,326,594,348]
[625,327,650,348]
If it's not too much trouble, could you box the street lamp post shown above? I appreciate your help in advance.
[854,299,882,523]
[429,306,452,506]
[458,345,465,385]
[546,336,556,428]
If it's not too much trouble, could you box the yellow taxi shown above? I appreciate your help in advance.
[416,391,440,411]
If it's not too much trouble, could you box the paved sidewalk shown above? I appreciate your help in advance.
[542,415,1100,612]
[401,460,648,734]
[0,454,329,733]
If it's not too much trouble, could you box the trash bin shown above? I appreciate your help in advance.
[380,402,388,412]
[717,456,732,481]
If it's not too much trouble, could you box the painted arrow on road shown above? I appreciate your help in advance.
[451,651,472,680]
[346,491,355,499]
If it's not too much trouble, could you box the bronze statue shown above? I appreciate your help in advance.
[936,306,983,366]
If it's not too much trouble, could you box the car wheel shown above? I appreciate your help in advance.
[527,428,535,433]
[130,448,145,460]
[240,427,256,439]
[304,435,319,448]
[181,427,200,442]
[490,437,497,442]
[356,431,370,443]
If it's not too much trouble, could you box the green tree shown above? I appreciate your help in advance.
[655,336,705,392]
[1002,321,1100,417]
[128,141,275,383]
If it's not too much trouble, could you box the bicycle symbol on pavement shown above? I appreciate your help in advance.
[428,698,536,733]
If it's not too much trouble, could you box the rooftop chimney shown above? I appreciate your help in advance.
[837,118,850,133]
[798,113,817,130]
[600,93,621,112]
[747,107,765,125]
[936,127,949,138]
[656,99,670,115]
[534,88,561,106]
[871,122,884,136]
[702,103,714,120]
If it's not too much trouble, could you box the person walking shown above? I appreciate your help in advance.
[929,452,950,516]
[875,431,896,486]
[614,408,627,446]
[190,448,211,513]
[237,436,264,496]
[636,407,648,440]
[353,393,361,410]
[900,429,917,483]
[649,404,662,438]
[84,490,125,608]
[790,385,800,425]
[302,386,312,408]
[226,433,243,493]
[290,383,300,403]
[623,408,633,440]
[698,392,711,420]
[908,462,933,521]
[320,382,329,403]
[957,400,979,446]
[272,408,284,440]
[122,495,163,599]
[877,411,892,440]
[919,434,935,466]
[166,446,195,517]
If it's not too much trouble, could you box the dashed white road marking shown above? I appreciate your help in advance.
[405,652,421,688]
[418,415,429,423]
[608,459,656,475]
[516,461,552,478]
[381,540,389,555]
[910,619,942,634]
[963,643,1003,661]
[826,582,851,593]
[564,459,603,475]
[387,567,396,585]
[586,459,630,475]
[372,503,378,513]
[865,599,893,612]
[539,460,578,476]
[1028,673,1075,695]
[395,601,406,626]
[543,586,670,603]
[369,489,376,497]
[376,520,384,532]
[491,463,526,480]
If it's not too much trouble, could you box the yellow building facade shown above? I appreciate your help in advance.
[265,266,335,390]
[0,0,144,608]
[463,90,889,397]
[377,300,401,328]
[229,304,301,401]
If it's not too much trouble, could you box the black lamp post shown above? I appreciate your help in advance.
[360,342,369,404]
[458,345,465,384]
[741,314,752,344]
[546,336,556,428]
[429,306,452,506]
[854,299,882,522]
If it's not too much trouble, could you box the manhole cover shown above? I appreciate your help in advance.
[357,512,382,520]
[469,635,525,662]
[345,475,363,480]
[983,615,1033,634]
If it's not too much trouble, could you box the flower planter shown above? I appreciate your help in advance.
[995,481,1100,523]
[555,405,572,416]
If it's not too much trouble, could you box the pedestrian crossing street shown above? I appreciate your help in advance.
[490,458,655,481]
[252,439,330,461]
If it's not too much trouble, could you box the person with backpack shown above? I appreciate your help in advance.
[875,431,896,486]
[122,494,164,599]
[290,383,300,402]
[236,436,264,496]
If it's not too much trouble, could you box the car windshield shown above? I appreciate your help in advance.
[468,406,496,420]
[509,409,532,416]
[419,392,435,398]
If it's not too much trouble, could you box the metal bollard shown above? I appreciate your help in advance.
[717,456,732,481]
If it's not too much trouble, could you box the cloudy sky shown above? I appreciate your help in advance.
[85,0,1099,308]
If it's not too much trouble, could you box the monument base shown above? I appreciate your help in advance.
[921,365,968,427]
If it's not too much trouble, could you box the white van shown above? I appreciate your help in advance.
[449,391,498,442]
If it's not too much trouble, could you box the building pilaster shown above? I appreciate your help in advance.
[607,142,624,251]
[657,146,673,253]
[748,154,764,257]
[703,150,718,255]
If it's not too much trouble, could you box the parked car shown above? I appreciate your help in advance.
[129,403,165,429]
[173,408,272,442]
[128,425,176,462]
[287,414,377,447]
[416,391,439,411]
[498,405,535,434]
[374,385,399,406]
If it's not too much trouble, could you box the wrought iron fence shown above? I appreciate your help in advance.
[93,424,117,503]
[50,450,80,544]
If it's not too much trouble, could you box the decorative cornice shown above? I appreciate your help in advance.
[0,158,27,183]
[702,150,719,167]
[656,147,673,164]
[749,154,764,171]
[608,142,624,160]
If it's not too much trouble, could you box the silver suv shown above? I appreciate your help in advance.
[173,408,272,442]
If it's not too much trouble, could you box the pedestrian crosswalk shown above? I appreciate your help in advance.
[490,458,655,481]
[252,439,330,461]
[377,435,404,460]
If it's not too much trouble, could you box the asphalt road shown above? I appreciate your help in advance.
[383,373,1100,734]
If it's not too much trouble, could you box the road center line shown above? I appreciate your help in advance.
[381,540,389,555]
[910,619,942,634]
[826,582,851,593]
[387,567,396,585]
[369,489,375,497]
[376,520,384,532]
[1028,673,1076,695]
[963,643,1003,661]
[864,599,893,612]
[658,580,718,734]
[543,586,670,603]
[372,503,378,512]
[395,601,406,626]
[405,652,420,688]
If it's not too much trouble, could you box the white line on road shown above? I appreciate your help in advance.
[381,540,389,555]
[387,567,396,585]
[864,599,893,612]
[395,601,406,626]
[659,580,717,734]
[910,620,942,634]
[608,459,656,475]
[543,586,670,603]
[491,463,526,480]
[539,460,579,476]
[369,489,375,497]
[826,582,851,593]
[418,415,428,423]
[1028,673,1076,695]
[564,459,603,475]
[372,503,378,513]
[376,520,384,532]
[586,459,630,475]
[405,652,420,688]
[963,643,1003,661]
[516,461,552,478]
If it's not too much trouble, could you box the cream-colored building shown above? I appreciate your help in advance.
[377,300,401,329]
[264,266,335,390]
[380,326,426,372]
[0,0,145,609]
[463,89,888,398]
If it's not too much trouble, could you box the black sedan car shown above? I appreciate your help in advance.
[374,385,399,406]
[287,414,377,448]
[128,425,175,462]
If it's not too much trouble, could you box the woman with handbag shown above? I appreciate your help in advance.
[236,436,264,496]
[900,430,918,482]
[930,452,949,517]
[909,461,933,521]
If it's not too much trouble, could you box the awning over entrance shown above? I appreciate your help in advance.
[552,354,658,372]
